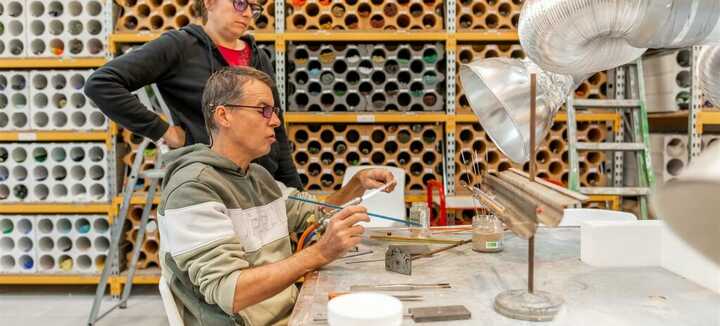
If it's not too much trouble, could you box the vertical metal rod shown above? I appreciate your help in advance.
[529,236,535,293]
[529,73,537,294]
[529,74,537,182]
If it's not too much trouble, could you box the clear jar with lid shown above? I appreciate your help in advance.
[472,213,504,253]
[409,202,430,236]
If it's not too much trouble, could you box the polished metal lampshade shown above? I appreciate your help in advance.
[459,58,580,163]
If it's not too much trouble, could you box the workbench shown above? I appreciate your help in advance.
[289,228,720,325]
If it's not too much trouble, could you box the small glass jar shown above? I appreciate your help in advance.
[409,202,430,236]
[472,214,504,253]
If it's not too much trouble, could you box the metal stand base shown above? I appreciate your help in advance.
[494,289,563,322]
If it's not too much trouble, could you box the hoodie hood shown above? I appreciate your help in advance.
[180,24,260,72]
[162,144,246,189]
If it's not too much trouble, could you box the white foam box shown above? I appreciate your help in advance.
[581,220,663,267]
[581,220,720,294]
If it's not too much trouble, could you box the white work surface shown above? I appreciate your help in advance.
[289,228,720,325]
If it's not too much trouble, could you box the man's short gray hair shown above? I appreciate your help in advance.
[202,66,275,134]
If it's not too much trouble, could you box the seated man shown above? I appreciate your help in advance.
[158,66,395,326]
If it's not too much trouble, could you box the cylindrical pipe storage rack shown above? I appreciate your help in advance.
[286,0,444,31]
[114,0,275,33]
[288,123,444,193]
[25,0,108,57]
[122,203,160,270]
[0,143,110,203]
[287,42,445,112]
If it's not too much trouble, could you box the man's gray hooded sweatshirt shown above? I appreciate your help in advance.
[157,144,319,326]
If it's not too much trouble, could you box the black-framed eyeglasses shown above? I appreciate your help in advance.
[232,0,263,19]
[216,104,279,119]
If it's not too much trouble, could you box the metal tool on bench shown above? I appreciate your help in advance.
[385,240,472,275]
[88,85,173,325]
[349,283,451,291]
[312,304,470,324]
[327,291,423,302]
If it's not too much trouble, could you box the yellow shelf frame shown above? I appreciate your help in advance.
[454,31,519,42]
[109,32,276,53]
[0,131,107,141]
[587,195,622,211]
[283,31,448,42]
[0,274,103,285]
[0,58,107,69]
[0,203,113,214]
[697,111,720,134]
[285,112,447,123]
[452,112,622,131]
[108,30,519,52]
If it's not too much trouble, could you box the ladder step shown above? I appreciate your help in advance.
[572,99,641,108]
[579,187,650,196]
[575,143,646,151]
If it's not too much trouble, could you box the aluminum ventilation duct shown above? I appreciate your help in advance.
[519,0,648,75]
[652,143,720,266]
[627,0,720,48]
[460,0,720,165]
[699,45,720,107]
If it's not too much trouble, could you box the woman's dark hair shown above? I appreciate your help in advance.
[194,0,208,24]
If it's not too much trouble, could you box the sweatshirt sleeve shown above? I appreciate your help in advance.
[159,181,249,316]
[276,182,318,233]
[84,32,184,141]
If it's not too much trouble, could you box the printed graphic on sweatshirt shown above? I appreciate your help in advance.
[228,198,289,253]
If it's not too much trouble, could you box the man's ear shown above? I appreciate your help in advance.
[214,105,231,129]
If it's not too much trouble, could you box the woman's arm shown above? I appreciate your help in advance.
[84,32,185,141]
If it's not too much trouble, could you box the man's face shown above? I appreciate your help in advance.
[217,79,280,159]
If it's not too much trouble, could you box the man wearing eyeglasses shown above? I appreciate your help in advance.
[157,67,395,326]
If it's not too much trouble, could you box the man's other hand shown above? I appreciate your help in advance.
[354,168,396,192]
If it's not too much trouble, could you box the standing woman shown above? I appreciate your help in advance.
[85,0,302,188]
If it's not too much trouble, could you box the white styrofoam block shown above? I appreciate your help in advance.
[561,208,637,227]
[661,225,720,294]
[0,216,37,273]
[0,143,33,202]
[580,220,663,267]
[580,219,720,294]
[29,70,107,131]
[0,0,28,58]
[26,0,107,58]
[703,135,720,151]
[0,143,109,203]
[35,215,109,274]
[643,49,690,113]
[0,71,31,131]
[662,134,688,182]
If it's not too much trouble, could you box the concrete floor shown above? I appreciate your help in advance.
[0,285,168,326]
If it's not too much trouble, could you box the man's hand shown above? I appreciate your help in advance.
[311,206,369,266]
[162,125,186,148]
[354,168,396,193]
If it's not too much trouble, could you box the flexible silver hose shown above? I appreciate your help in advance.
[699,45,720,107]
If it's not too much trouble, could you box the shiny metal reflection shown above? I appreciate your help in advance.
[699,45,720,107]
[519,0,647,75]
[459,58,582,163]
